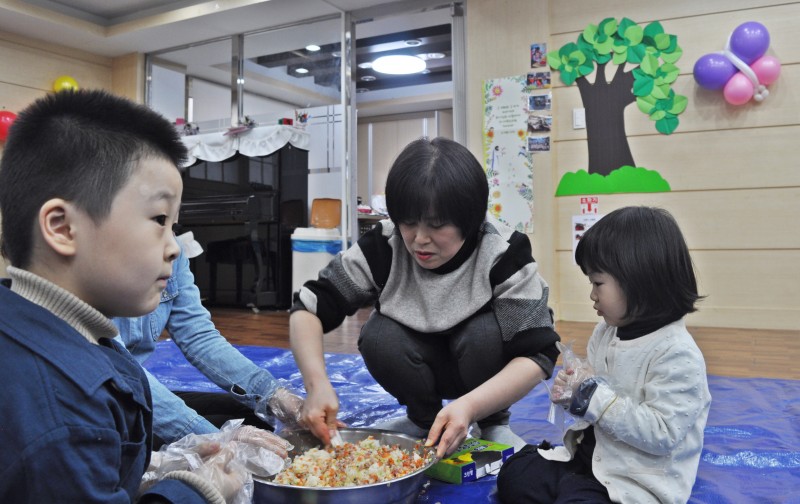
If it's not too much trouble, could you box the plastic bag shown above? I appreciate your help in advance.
[141,419,292,503]
[255,383,306,432]
[545,341,594,432]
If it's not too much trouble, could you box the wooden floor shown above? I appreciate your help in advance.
[209,306,800,380]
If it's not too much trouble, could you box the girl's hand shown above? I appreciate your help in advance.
[550,365,595,405]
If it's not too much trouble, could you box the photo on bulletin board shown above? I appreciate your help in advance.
[530,43,547,67]
[529,93,551,111]
[526,71,551,90]
[528,136,550,152]
[527,113,551,133]
[572,214,603,263]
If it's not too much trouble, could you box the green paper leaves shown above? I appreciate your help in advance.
[548,42,595,85]
[636,89,687,134]
[551,16,688,135]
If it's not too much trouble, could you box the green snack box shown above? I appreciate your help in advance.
[425,437,515,484]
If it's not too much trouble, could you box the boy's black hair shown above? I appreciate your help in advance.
[385,137,488,238]
[0,89,187,268]
[575,206,703,322]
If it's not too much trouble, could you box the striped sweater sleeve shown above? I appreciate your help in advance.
[291,222,391,333]
[490,230,560,376]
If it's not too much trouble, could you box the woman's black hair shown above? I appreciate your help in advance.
[575,206,703,322]
[385,137,488,238]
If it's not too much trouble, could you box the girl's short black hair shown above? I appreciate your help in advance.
[385,137,488,238]
[575,206,703,322]
[0,89,187,268]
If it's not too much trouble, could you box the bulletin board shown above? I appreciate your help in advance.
[482,75,534,233]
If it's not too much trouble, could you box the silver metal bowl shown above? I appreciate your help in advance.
[254,428,437,504]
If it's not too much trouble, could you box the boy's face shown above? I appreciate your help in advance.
[399,220,465,269]
[72,156,183,318]
[587,271,627,327]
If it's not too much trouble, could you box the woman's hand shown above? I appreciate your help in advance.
[302,382,340,445]
[425,398,476,459]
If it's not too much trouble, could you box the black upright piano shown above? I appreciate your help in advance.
[178,144,308,309]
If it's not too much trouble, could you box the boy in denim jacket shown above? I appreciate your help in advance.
[0,90,233,502]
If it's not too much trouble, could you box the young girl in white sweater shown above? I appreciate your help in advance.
[498,206,712,504]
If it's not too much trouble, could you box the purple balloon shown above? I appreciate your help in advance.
[693,53,737,90]
[730,21,770,64]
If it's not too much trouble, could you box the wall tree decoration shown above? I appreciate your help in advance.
[549,18,686,195]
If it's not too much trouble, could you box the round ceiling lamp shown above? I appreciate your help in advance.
[372,55,426,75]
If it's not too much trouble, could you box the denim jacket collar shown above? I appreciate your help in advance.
[0,284,149,407]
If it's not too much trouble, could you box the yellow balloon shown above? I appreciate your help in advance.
[53,75,79,93]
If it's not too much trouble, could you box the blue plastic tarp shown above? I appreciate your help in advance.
[145,342,800,503]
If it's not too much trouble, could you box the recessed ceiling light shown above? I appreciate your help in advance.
[360,75,376,82]
[425,52,446,59]
[356,88,369,93]
[358,62,373,69]
[372,55,426,75]
[332,51,341,57]
[295,67,309,74]
[305,44,321,52]
[404,39,422,46]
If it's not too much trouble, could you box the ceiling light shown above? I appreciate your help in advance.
[372,55,426,75]
[404,39,422,46]
[425,52,446,59]
[356,88,369,93]
[358,62,373,69]
[305,44,321,52]
[295,67,309,74]
[360,75,376,81]
[332,51,341,58]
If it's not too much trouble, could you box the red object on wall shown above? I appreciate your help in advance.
[278,118,294,125]
[0,110,17,141]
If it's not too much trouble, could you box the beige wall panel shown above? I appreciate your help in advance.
[466,0,549,156]
[370,121,398,196]
[0,39,111,93]
[437,109,454,139]
[554,125,800,191]
[556,249,799,330]
[112,53,144,103]
[0,82,49,113]
[0,30,109,67]
[465,0,555,286]
[550,0,786,35]
[368,118,427,196]
[555,188,800,251]
[551,64,798,142]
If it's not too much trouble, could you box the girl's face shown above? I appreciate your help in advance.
[587,271,628,327]
[399,219,465,269]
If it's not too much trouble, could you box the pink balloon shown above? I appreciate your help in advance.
[723,73,754,105]
[750,55,781,85]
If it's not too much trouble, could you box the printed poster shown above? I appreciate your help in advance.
[572,214,603,263]
[483,75,533,233]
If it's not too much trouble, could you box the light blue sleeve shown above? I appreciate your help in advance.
[163,249,281,423]
[143,367,218,442]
